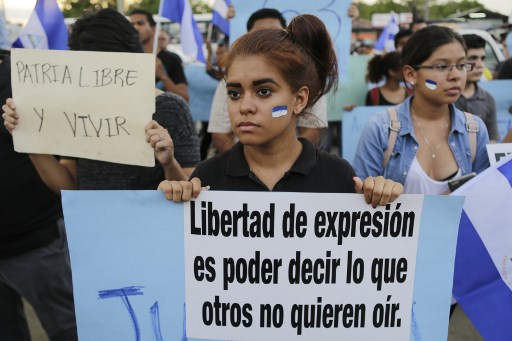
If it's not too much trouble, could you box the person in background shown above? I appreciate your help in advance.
[0,51,77,340]
[410,18,427,33]
[354,26,489,195]
[158,14,403,206]
[157,30,170,51]
[502,128,512,143]
[207,8,328,153]
[365,51,410,106]
[497,56,512,79]
[455,34,499,143]
[205,36,228,81]
[394,29,412,52]
[130,9,189,102]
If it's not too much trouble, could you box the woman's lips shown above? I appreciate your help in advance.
[446,86,461,95]
[237,121,259,132]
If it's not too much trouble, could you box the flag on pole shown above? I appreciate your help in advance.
[452,156,512,341]
[0,5,11,49]
[160,0,205,63]
[12,0,67,50]
[373,13,399,53]
[212,0,231,35]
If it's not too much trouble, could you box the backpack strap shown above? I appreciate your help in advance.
[464,112,478,163]
[370,87,380,106]
[383,107,401,168]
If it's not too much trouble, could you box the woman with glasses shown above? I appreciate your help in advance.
[353,25,490,194]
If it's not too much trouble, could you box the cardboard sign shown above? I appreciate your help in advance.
[11,49,155,166]
[480,80,512,140]
[486,143,512,165]
[62,191,464,341]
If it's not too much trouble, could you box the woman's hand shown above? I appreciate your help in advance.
[145,120,175,166]
[354,176,403,207]
[158,177,203,202]
[2,98,18,134]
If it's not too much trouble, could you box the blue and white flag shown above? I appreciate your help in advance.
[373,13,399,53]
[212,0,231,35]
[0,8,10,50]
[12,0,67,50]
[160,0,205,63]
[452,156,512,341]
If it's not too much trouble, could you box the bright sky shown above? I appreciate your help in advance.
[3,0,512,23]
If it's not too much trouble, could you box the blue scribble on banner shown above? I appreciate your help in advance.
[98,286,144,341]
[151,301,164,341]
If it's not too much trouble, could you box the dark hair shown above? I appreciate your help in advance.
[68,9,143,53]
[410,18,426,27]
[225,14,337,109]
[246,8,286,32]
[129,9,156,27]
[394,29,412,48]
[366,52,402,83]
[401,25,466,66]
[463,34,486,50]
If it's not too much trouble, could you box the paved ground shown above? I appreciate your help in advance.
[25,300,482,340]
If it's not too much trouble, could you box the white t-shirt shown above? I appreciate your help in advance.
[207,80,328,133]
[404,158,461,195]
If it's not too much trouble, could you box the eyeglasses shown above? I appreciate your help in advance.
[411,63,475,73]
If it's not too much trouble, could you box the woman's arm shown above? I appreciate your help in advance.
[145,120,189,181]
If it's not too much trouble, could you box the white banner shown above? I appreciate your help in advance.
[184,191,423,340]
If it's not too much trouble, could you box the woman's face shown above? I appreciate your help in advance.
[225,55,308,147]
[405,41,467,105]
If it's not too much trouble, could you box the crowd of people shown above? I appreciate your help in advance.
[1,3,511,340]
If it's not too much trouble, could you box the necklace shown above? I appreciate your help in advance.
[411,110,449,159]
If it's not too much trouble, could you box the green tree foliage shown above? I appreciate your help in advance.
[358,0,409,20]
[357,0,485,20]
[128,0,210,14]
[60,0,116,18]
[429,0,484,19]
[60,0,212,17]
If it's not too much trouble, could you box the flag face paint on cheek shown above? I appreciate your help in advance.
[425,80,437,90]
[272,106,288,118]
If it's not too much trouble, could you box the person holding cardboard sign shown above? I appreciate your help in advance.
[158,15,403,206]
[2,9,200,192]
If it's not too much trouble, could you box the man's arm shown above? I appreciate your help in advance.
[298,127,324,146]
[156,57,189,102]
[212,132,236,153]
[208,81,236,152]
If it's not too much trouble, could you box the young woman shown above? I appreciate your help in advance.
[2,9,200,191]
[353,26,490,194]
[158,15,403,206]
[365,51,410,106]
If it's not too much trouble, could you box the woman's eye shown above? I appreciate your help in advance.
[227,90,240,99]
[257,88,272,97]
[435,64,450,71]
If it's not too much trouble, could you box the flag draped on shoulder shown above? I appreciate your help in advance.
[373,13,399,53]
[12,0,68,50]
[452,156,512,341]
[160,0,205,63]
[212,0,231,35]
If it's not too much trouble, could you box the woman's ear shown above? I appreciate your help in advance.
[293,86,309,115]
[402,65,417,86]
